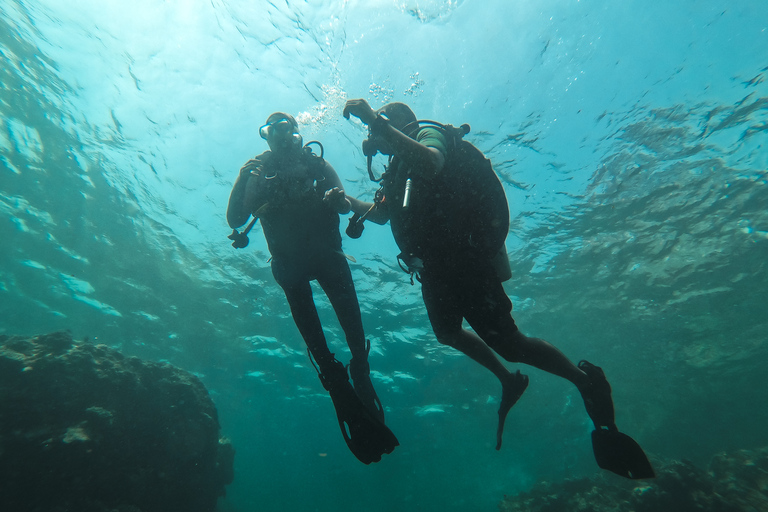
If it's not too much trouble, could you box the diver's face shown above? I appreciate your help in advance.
[362,130,394,157]
[260,118,299,154]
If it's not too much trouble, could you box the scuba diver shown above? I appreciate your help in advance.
[340,99,653,479]
[226,112,398,464]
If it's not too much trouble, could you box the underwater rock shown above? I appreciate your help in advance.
[0,331,234,512]
[499,448,768,512]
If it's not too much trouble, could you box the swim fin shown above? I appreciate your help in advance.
[317,358,398,464]
[496,370,529,450]
[579,360,654,479]
[349,340,386,424]
[592,428,655,479]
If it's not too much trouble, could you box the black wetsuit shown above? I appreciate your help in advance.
[229,148,397,463]
[247,151,367,371]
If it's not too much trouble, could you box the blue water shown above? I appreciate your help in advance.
[2,0,767,510]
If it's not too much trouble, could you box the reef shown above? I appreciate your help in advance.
[0,331,234,512]
[499,447,768,512]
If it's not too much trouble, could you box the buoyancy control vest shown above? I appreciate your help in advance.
[252,145,343,261]
[383,122,509,265]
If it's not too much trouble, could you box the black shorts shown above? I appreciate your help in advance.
[420,257,519,347]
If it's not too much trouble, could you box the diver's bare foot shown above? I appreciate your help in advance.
[496,370,529,450]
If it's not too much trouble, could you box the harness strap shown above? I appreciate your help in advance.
[397,253,423,285]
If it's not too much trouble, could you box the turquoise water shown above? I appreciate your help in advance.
[2,0,767,510]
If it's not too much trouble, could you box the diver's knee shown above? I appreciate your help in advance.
[487,329,524,362]
[434,330,460,349]
[493,345,521,363]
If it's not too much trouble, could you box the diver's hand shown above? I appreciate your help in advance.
[343,99,377,125]
[239,158,262,177]
[324,187,351,214]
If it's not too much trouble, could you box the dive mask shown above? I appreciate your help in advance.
[259,118,297,140]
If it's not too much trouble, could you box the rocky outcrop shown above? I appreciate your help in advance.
[499,447,768,512]
[0,331,234,512]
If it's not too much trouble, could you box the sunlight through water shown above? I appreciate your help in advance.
[2,1,767,511]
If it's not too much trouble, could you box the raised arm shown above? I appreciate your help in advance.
[226,157,267,228]
[343,98,445,178]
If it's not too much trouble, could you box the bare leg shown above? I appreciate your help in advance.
[494,331,590,390]
[490,330,617,429]
[435,328,528,449]
[436,328,511,382]
[421,267,527,447]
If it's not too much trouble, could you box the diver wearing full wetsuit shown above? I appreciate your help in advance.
[226,112,397,464]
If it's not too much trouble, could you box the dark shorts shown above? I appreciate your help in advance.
[420,256,519,348]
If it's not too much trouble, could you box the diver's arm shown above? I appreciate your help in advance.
[227,172,251,228]
[347,196,389,225]
[321,160,344,190]
[320,161,352,214]
[343,98,445,177]
[227,158,267,228]
[377,121,445,178]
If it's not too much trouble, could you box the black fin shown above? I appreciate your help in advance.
[349,343,386,424]
[578,360,616,429]
[323,373,398,464]
[316,357,397,464]
[591,428,655,479]
[496,370,529,450]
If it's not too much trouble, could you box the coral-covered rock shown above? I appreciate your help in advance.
[709,447,768,511]
[499,448,768,512]
[0,331,234,512]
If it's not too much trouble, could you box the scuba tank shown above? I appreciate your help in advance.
[350,119,512,279]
